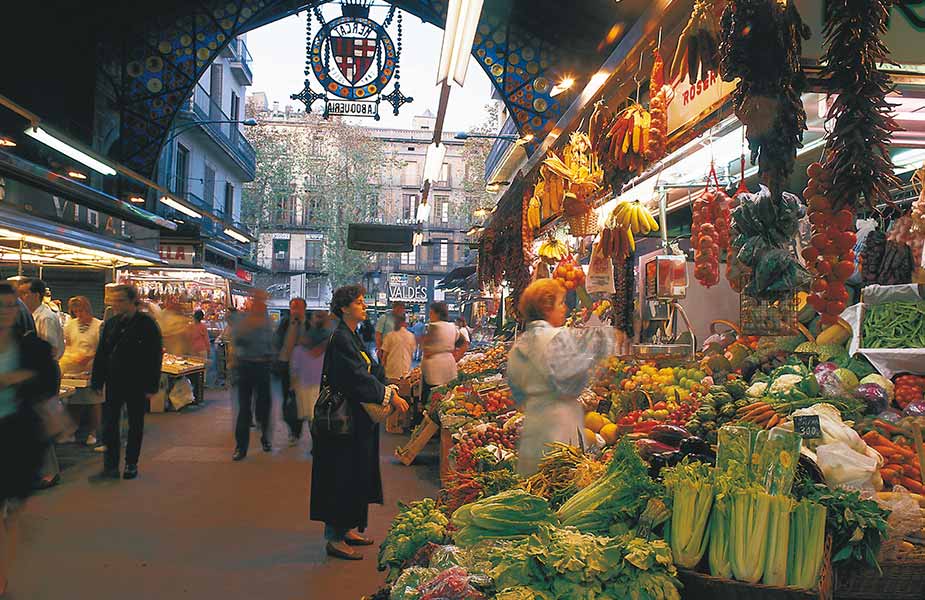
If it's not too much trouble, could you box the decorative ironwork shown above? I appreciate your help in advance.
[291,1,411,119]
[101,0,599,177]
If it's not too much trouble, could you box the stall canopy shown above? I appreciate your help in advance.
[0,207,164,269]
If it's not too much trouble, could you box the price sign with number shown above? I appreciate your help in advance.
[597,398,613,416]
[793,415,822,439]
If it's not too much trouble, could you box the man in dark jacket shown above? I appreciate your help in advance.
[91,285,163,480]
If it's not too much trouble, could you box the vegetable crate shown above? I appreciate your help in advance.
[834,557,925,599]
[677,536,832,600]
[739,289,800,336]
[395,415,439,466]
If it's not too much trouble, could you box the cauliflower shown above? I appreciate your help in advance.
[769,374,804,396]
[746,381,769,398]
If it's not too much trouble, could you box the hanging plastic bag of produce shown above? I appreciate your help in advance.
[586,237,616,294]
[815,441,883,490]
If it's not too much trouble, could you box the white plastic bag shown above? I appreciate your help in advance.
[168,377,194,410]
[815,441,883,490]
[585,239,615,294]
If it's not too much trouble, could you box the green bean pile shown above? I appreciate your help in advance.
[862,301,925,348]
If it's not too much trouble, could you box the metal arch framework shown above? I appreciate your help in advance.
[103,0,586,178]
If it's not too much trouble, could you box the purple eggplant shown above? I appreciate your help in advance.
[647,424,691,447]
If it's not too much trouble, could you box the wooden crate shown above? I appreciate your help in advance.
[440,426,453,487]
[394,415,439,466]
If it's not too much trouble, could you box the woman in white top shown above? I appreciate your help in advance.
[507,279,615,475]
[60,296,103,446]
[420,302,460,406]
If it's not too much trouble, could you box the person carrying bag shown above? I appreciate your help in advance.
[309,284,409,561]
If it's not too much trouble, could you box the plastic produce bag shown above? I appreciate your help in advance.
[168,377,194,410]
[391,567,439,600]
[756,428,802,496]
[873,485,925,561]
[815,442,882,490]
[585,239,615,294]
[428,545,468,570]
[416,566,488,600]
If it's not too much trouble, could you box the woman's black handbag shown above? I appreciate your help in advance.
[312,373,353,437]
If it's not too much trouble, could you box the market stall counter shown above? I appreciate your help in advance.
[150,354,207,413]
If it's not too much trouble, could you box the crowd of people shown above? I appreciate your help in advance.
[0,278,483,596]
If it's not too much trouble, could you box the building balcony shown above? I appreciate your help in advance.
[257,256,324,274]
[228,38,253,86]
[178,83,257,179]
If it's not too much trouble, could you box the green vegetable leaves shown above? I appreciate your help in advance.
[795,482,890,572]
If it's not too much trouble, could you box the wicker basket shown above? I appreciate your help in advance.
[678,535,833,600]
[834,558,925,599]
[567,209,600,237]
[739,290,800,336]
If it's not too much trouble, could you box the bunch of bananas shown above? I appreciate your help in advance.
[537,238,569,263]
[612,200,659,235]
[526,196,542,230]
[606,104,651,173]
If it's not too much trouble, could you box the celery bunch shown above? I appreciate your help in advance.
[729,488,772,583]
[663,460,714,568]
[787,499,827,589]
[763,495,795,586]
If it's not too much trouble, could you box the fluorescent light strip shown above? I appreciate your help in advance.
[223,228,250,243]
[422,142,447,185]
[159,195,202,219]
[24,127,117,176]
[436,0,484,87]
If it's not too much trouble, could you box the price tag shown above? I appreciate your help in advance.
[597,398,613,416]
[793,415,822,439]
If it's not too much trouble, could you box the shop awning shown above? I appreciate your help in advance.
[0,150,176,231]
[0,207,165,268]
[438,266,477,290]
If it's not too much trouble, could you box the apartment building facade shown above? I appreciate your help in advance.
[249,106,476,316]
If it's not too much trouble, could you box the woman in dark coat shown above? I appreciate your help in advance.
[310,285,409,560]
[0,282,60,596]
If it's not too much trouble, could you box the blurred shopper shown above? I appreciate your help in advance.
[231,290,275,461]
[310,285,409,560]
[90,285,163,481]
[60,296,103,446]
[189,309,211,361]
[0,282,59,597]
[289,310,330,444]
[17,278,63,489]
[380,314,416,381]
[410,316,425,362]
[453,316,471,361]
[374,301,404,359]
[276,298,308,445]
[420,302,459,407]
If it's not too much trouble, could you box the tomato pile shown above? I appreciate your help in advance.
[553,255,586,291]
[482,388,515,414]
[802,162,857,326]
[691,188,731,287]
[894,374,925,410]
[452,423,519,472]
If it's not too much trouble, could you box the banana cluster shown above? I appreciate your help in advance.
[612,200,659,235]
[537,238,569,263]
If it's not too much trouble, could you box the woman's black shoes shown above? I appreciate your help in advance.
[344,535,374,546]
[326,542,362,560]
[232,449,246,461]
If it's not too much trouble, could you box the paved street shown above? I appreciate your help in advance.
[8,387,440,600]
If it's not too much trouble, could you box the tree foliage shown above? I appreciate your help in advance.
[242,113,389,288]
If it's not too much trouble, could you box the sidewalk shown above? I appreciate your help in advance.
[10,386,440,600]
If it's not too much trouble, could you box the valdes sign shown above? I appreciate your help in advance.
[388,273,427,303]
